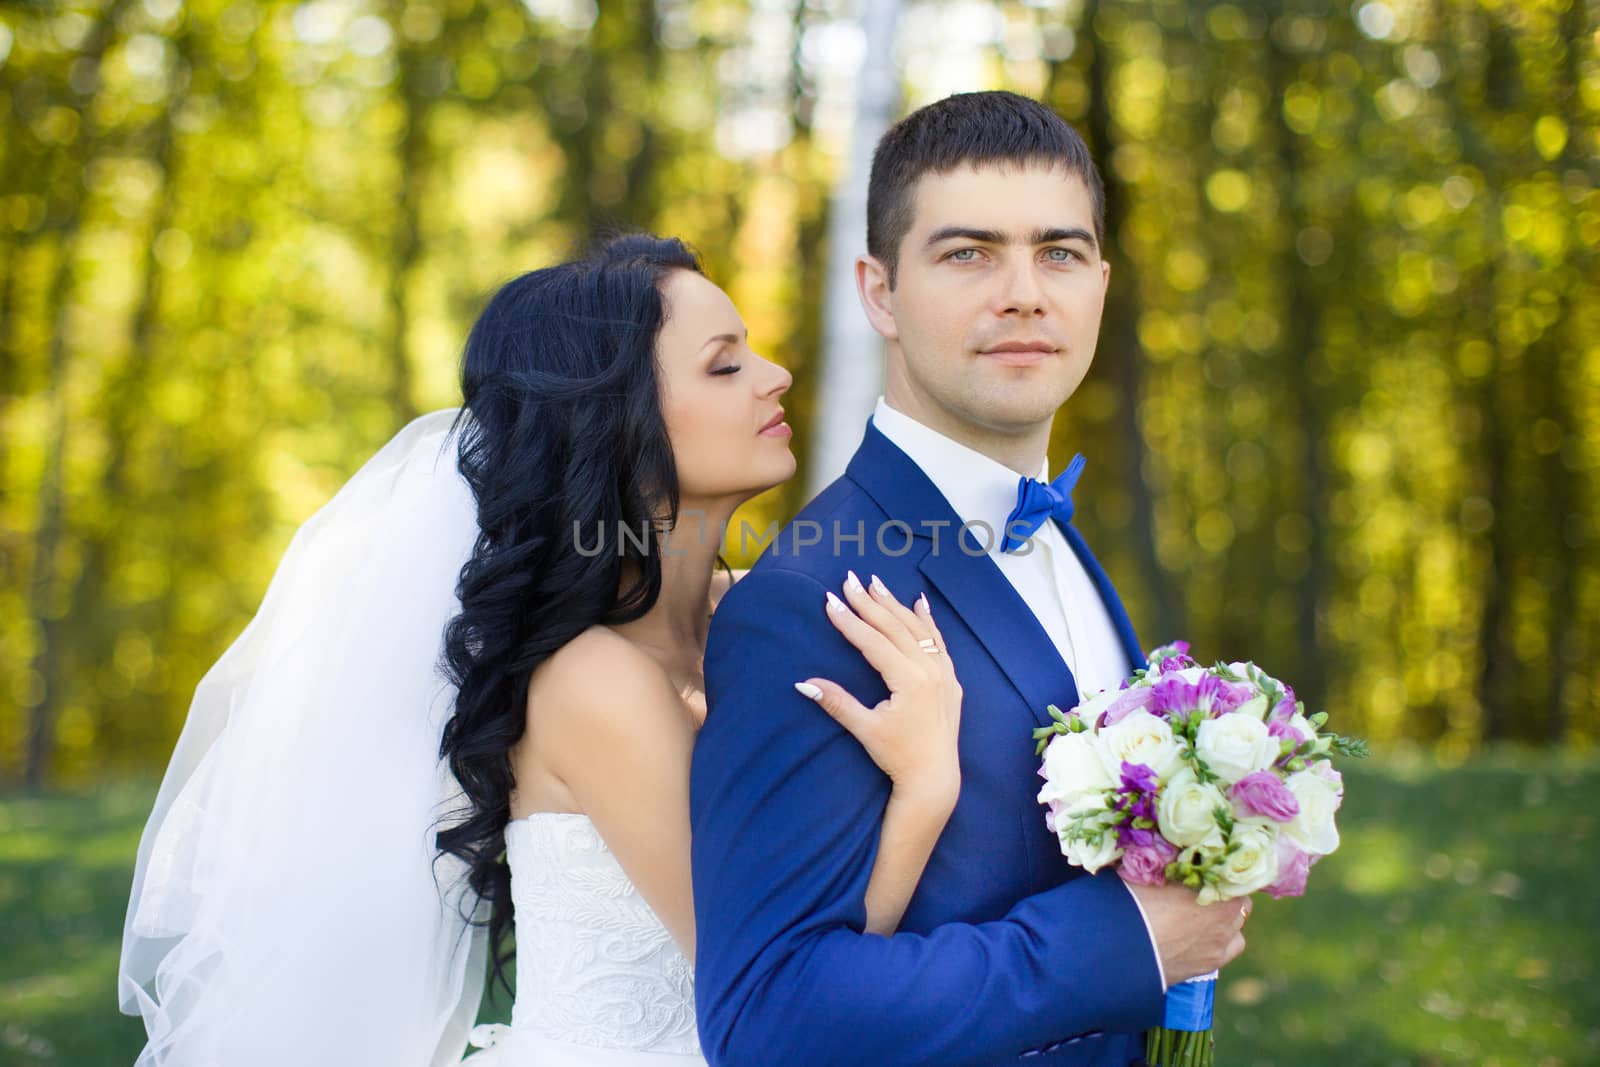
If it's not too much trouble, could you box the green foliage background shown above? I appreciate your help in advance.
[0,2,1597,1062]
[2,0,1594,786]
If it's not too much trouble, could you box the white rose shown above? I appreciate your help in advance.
[1235,693,1270,721]
[1283,767,1342,855]
[1037,732,1116,808]
[1073,687,1120,721]
[1095,709,1183,781]
[1155,767,1228,849]
[1061,815,1122,874]
[1214,819,1280,899]
[1055,788,1115,826]
[1194,713,1279,782]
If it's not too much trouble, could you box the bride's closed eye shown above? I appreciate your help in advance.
[710,363,741,376]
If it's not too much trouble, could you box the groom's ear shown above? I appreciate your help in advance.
[855,255,899,342]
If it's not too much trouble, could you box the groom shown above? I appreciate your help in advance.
[691,92,1247,1067]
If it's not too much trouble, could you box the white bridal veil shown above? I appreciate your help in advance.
[119,409,488,1066]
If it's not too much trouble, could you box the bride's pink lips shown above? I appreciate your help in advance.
[979,342,1056,368]
[759,409,791,437]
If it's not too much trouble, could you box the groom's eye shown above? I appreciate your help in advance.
[947,248,980,262]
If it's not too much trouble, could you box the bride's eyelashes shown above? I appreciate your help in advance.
[710,364,742,376]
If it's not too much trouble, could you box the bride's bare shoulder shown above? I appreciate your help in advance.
[515,627,694,817]
[529,626,671,713]
[519,627,678,766]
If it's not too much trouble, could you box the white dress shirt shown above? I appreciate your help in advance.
[871,397,1167,990]
[871,398,1131,694]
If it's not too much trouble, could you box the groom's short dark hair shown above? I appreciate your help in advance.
[867,91,1104,287]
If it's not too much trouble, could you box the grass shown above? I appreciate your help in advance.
[2,750,1596,1066]
[1,783,150,1065]
[1211,748,1600,1067]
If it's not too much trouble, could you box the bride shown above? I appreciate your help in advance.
[119,235,964,1066]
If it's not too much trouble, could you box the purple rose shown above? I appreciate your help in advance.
[1101,685,1157,727]
[1265,839,1314,899]
[1156,642,1195,672]
[1119,837,1178,887]
[1149,674,1199,716]
[1197,673,1254,716]
[1119,761,1160,795]
[1122,825,1160,849]
[1112,763,1160,849]
[1231,771,1300,822]
[1267,716,1306,746]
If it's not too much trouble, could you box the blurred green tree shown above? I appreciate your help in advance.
[0,0,1593,787]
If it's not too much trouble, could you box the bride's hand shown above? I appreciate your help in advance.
[795,571,963,808]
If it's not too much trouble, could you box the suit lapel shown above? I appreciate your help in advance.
[917,544,1079,731]
[845,422,1081,730]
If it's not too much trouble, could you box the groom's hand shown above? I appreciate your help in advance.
[1124,882,1252,984]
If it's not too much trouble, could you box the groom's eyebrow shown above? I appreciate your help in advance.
[924,225,1098,250]
[925,226,1006,247]
[1033,226,1098,250]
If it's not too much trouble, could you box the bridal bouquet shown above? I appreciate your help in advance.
[1032,642,1366,1067]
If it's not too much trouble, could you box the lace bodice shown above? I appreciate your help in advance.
[501,813,699,1055]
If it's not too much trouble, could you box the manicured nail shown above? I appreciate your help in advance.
[845,570,864,594]
[794,682,823,701]
[916,593,931,615]
[869,574,889,597]
[826,591,848,614]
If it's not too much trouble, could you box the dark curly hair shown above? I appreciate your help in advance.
[437,233,702,996]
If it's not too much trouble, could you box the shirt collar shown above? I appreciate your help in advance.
[870,397,1049,551]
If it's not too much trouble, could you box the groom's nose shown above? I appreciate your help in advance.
[994,257,1047,318]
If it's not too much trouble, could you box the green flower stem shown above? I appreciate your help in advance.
[1145,1026,1213,1067]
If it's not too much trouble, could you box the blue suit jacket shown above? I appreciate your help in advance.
[691,421,1166,1067]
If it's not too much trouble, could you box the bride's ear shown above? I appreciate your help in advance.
[855,255,899,342]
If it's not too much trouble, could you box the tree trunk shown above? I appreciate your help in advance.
[65,30,192,755]
[808,0,901,494]
[1265,12,1330,710]
[23,0,135,790]
[0,233,21,538]
[1473,10,1523,742]
[1538,0,1589,744]
[776,2,830,511]
[386,14,428,427]
[1076,0,1187,645]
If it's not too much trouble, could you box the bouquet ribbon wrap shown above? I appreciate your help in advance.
[1162,973,1217,1031]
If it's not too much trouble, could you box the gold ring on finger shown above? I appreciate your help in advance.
[918,638,941,655]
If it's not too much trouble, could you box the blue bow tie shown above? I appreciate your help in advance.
[1000,454,1086,553]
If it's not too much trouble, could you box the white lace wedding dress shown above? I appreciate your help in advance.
[461,813,708,1066]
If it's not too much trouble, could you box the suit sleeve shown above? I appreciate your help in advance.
[690,569,1166,1067]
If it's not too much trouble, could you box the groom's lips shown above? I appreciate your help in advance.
[979,341,1056,367]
